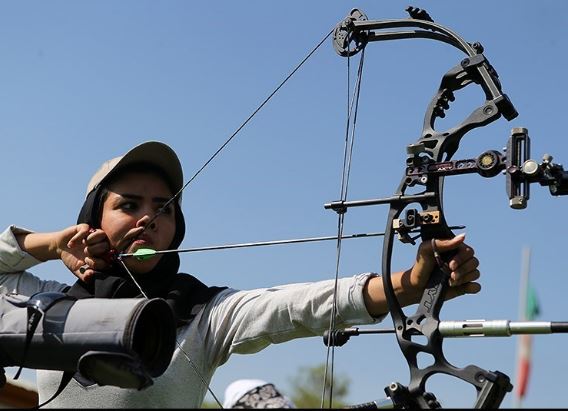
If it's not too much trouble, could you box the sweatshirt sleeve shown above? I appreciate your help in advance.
[202,273,384,366]
[0,225,42,273]
[0,225,69,296]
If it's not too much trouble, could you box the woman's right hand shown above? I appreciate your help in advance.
[56,224,112,282]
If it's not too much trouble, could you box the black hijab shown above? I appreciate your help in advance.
[65,165,226,326]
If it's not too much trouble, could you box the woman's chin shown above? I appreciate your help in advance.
[125,259,159,275]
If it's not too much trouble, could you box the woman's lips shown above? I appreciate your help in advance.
[133,239,151,246]
[131,237,154,250]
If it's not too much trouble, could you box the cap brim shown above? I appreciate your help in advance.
[87,141,183,200]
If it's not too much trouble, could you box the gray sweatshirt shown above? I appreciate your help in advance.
[0,225,381,408]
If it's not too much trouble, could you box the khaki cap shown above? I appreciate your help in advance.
[86,141,183,202]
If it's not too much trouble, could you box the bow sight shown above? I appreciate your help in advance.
[405,128,568,208]
[398,127,568,241]
[324,6,568,409]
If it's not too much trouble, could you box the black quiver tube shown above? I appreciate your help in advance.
[0,292,176,396]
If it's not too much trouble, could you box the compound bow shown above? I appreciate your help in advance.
[322,6,568,409]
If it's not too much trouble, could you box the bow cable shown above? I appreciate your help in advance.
[321,46,366,408]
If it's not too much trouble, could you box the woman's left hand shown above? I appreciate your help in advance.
[409,233,481,301]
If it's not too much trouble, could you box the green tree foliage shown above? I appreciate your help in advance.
[288,363,350,408]
[200,399,220,409]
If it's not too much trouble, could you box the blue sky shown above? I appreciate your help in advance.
[1,1,567,408]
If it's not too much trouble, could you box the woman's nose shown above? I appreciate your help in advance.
[136,214,157,231]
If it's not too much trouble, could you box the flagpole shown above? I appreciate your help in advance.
[513,246,531,408]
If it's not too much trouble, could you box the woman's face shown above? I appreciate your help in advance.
[100,170,176,274]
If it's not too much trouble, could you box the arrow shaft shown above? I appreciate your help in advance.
[119,226,466,259]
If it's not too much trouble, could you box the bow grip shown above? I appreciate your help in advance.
[415,240,456,321]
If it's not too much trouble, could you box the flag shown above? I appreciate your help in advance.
[515,281,540,401]
[524,284,540,321]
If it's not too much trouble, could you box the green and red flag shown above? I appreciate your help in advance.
[516,286,539,398]
[515,253,540,404]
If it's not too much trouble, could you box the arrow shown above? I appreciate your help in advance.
[119,226,466,261]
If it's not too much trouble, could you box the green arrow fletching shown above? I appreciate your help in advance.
[132,248,158,261]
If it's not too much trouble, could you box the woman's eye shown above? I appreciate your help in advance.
[158,204,173,215]
[120,201,138,211]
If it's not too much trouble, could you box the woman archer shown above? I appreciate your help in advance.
[0,140,481,408]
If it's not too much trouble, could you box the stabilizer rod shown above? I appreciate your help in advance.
[324,320,568,346]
